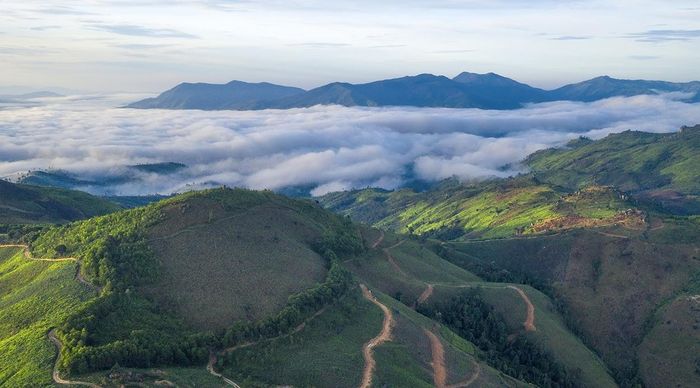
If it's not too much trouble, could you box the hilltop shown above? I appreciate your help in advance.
[127,72,700,111]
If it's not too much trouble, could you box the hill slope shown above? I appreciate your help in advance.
[527,125,700,214]
[0,180,120,224]
[0,188,613,387]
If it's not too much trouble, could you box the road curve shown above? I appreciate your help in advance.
[48,330,102,387]
[0,244,101,292]
[506,286,536,332]
[360,284,394,388]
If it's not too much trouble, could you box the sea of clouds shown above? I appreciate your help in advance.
[1,93,699,196]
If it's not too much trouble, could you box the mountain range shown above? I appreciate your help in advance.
[127,72,700,110]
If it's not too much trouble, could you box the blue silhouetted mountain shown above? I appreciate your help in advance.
[547,75,700,102]
[126,80,306,110]
[127,73,700,110]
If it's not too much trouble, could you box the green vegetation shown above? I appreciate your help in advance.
[220,289,379,387]
[0,179,120,224]
[526,125,700,214]
[321,177,635,240]
[0,246,96,387]
[440,222,700,387]
[6,124,700,388]
[12,188,364,380]
[419,289,574,387]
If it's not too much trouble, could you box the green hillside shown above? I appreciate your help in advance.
[0,179,120,224]
[526,125,700,214]
[2,173,697,387]
[439,218,700,387]
[321,177,640,240]
[0,187,608,387]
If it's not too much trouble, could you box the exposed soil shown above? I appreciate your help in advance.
[360,284,394,388]
[424,329,447,388]
[506,286,536,332]
[417,284,434,305]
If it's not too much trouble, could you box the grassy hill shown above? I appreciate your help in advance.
[526,125,700,214]
[0,179,120,224]
[321,176,640,240]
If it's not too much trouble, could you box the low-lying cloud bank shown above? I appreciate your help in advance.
[1,94,699,196]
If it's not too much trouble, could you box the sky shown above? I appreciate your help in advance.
[2,0,700,92]
[1,93,698,196]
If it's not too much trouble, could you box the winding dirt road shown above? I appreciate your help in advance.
[424,328,482,388]
[206,305,330,387]
[506,286,536,332]
[424,329,447,388]
[206,353,241,388]
[360,284,394,388]
[48,330,102,387]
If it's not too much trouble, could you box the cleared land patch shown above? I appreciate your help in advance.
[146,197,328,331]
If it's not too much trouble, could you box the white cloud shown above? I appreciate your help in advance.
[0,94,699,196]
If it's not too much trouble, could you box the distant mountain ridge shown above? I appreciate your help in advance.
[127,72,700,110]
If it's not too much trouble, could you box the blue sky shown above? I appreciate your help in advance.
[2,0,699,92]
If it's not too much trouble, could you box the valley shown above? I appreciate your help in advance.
[0,128,697,388]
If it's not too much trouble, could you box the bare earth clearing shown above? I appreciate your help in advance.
[360,284,394,388]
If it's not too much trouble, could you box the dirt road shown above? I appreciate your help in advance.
[206,353,242,388]
[360,284,394,388]
[371,230,385,249]
[424,329,447,388]
[0,244,101,292]
[48,330,102,387]
[208,305,330,386]
[507,286,536,332]
[417,284,434,305]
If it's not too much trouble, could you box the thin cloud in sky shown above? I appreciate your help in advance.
[89,23,199,39]
[1,0,699,91]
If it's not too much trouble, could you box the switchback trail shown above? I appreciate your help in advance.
[424,327,483,388]
[360,284,394,388]
[49,330,102,388]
